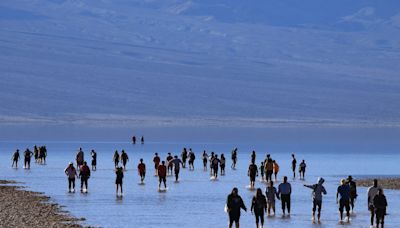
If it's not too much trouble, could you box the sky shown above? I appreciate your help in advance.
[0,0,399,140]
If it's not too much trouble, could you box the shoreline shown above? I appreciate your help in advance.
[0,180,85,228]
[357,178,400,190]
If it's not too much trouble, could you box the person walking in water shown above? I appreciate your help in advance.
[304,177,327,222]
[373,189,387,228]
[166,153,174,175]
[231,148,238,169]
[291,154,297,179]
[181,148,188,168]
[153,153,160,176]
[157,161,167,190]
[64,162,78,193]
[212,154,220,179]
[91,150,97,171]
[138,158,146,183]
[76,148,84,170]
[264,159,273,183]
[259,162,265,182]
[209,152,215,175]
[277,176,292,216]
[34,145,39,163]
[251,151,256,164]
[79,161,91,192]
[172,155,183,182]
[251,188,267,228]
[248,161,258,188]
[299,160,306,180]
[368,179,382,227]
[347,176,357,212]
[226,187,247,228]
[220,154,226,175]
[113,150,120,168]
[141,136,144,144]
[11,149,20,168]
[132,135,136,144]
[202,150,208,171]
[188,148,195,170]
[23,148,34,169]
[265,181,279,216]
[336,179,351,223]
[115,166,124,195]
[273,160,279,181]
[120,150,129,170]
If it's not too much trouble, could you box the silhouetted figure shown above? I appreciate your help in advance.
[231,148,238,169]
[299,160,306,180]
[172,156,183,182]
[91,150,97,171]
[202,150,208,171]
[64,162,78,193]
[212,154,220,178]
[166,153,174,175]
[373,189,387,228]
[291,154,297,179]
[157,161,167,189]
[251,188,267,228]
[226,187,247,228]
[141,136,144,144]
[251,151,256,164]
[220,154,226,175]
[304,177,327,222]
[115,167,124,195]
[181,148,188,168]
[153,153,160,176]
[188,148,195,170]
[76,148,84,169]
[79,161,91,192]
[113,150,120,168]
[138,158,146,183]
[11,149,20,168]
[132,135,136,144]
[120,150,129,170]
[248,161,258,188]
[336,179,351,223]
[347,176,357,212]
[266,181,279,215]
[368,179,382,227]
[23,148,33,169]
[277,176,292,216]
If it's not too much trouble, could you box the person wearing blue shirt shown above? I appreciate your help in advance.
[336,179,351,223]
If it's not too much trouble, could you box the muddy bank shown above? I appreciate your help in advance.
[357,178,400,190]
[0,180,85,228]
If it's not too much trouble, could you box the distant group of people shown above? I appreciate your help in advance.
[11,145,47,169]
[227,177,388,228]
[131,135,145,145]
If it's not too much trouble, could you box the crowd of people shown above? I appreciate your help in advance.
[10,144,389,228]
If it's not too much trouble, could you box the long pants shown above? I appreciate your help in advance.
[81,177,88,189]
[376,208,385,226]
[68,178,75,190]
[281,194,291,213]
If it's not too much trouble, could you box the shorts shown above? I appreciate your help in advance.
[116,178,123,185]
[250,175,256,182]
[266,170,273,177]
[188,160,194,165]
[300,168,305,173]
[139,172,145,178]
[91,160,96,166]
[229,212,240,224]
[220,164,225,169]
[174,169,180,175]
[313,199,322,212]
[154,163,159,169]
[339,199,350,212]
